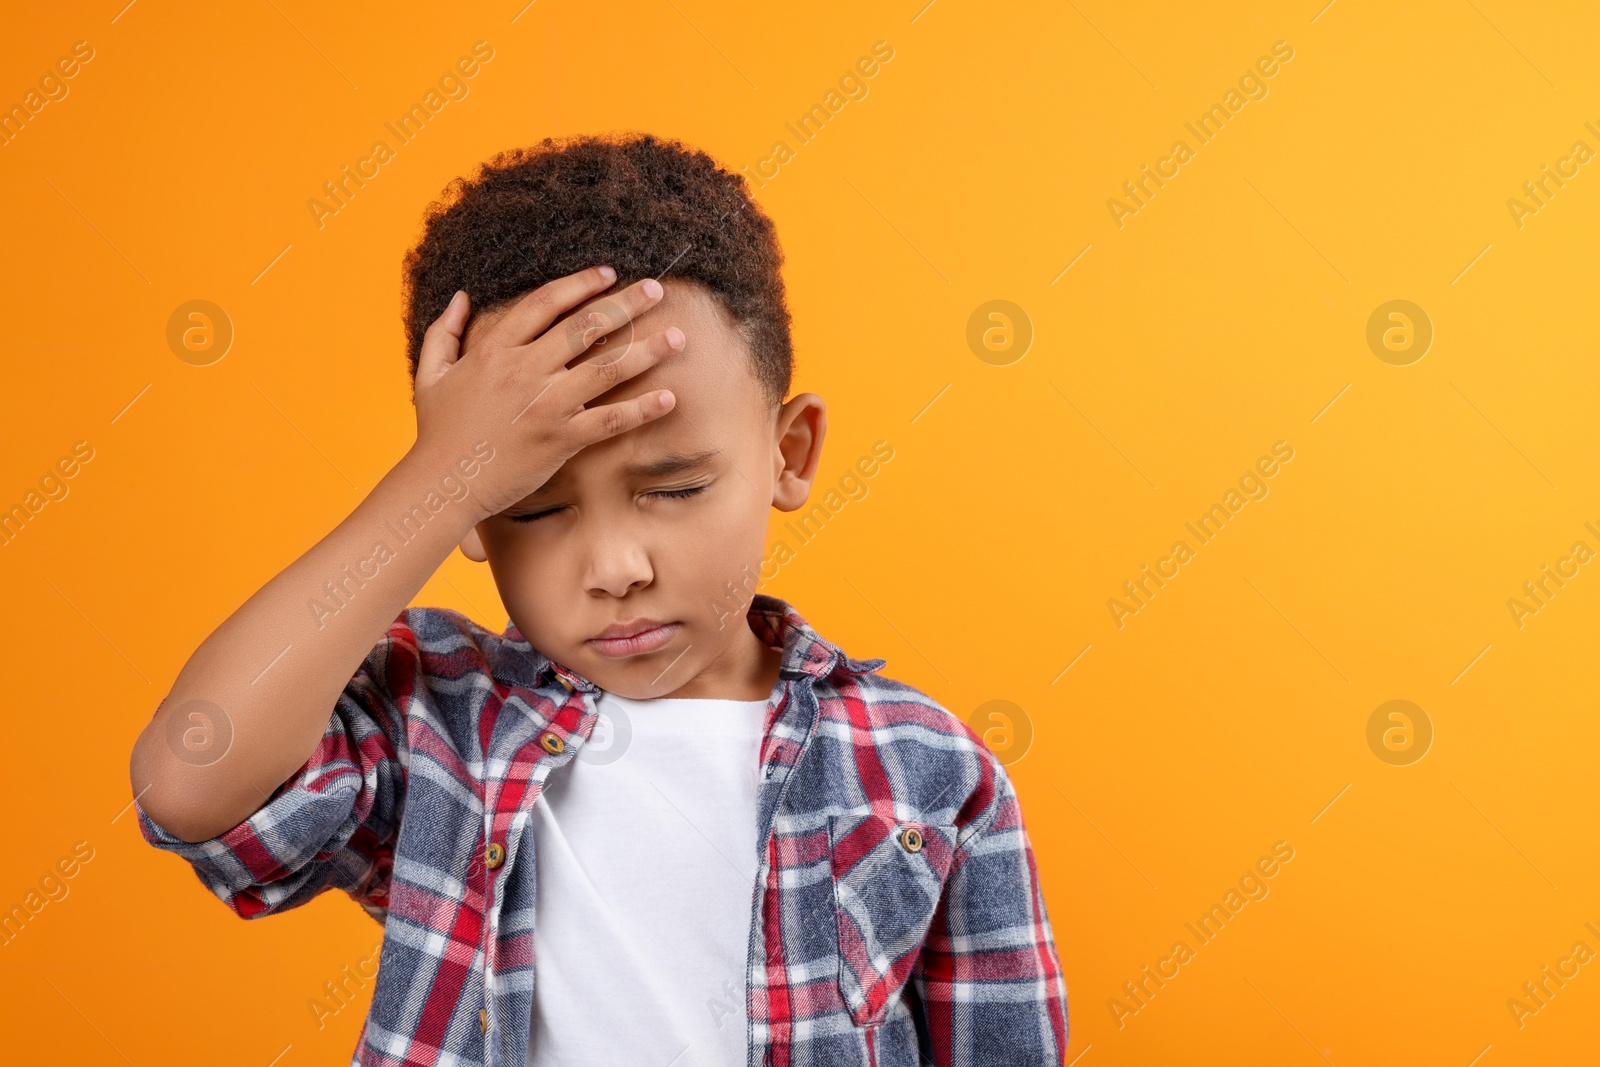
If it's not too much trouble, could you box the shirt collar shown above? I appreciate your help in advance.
[499,593,886,696]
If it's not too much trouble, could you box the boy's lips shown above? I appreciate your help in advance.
[588,619,679,658]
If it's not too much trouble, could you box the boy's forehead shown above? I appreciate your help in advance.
[584,280,754,398]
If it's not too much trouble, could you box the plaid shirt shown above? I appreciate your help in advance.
[134,593,1069,1066]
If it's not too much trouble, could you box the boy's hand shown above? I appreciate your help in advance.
[410,265,684,519]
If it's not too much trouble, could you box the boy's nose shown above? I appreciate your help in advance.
[581,530,654,598]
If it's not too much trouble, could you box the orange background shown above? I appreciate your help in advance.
[3,1,1599,1064]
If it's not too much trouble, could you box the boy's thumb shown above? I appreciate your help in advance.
[417,291,470,386]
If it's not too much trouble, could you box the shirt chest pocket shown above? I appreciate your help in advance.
[827,811,960,1028]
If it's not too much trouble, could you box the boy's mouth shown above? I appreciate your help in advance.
[588,619,679,658]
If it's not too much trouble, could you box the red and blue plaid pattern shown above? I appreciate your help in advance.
[134,593,1069,1065]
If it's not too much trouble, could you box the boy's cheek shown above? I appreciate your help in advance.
[686,504,767,581]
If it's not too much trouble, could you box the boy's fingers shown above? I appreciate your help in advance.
[486,266,619,349]
[548,278,664,364]
[564,326,684,405]
[416,291,470,388]
[568,389,676,447]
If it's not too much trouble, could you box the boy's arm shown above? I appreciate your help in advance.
[128,448,485,843]
[129,267,682,844]
[128,441,480,844]
[912,760,1071,1066]
[132,613,421,921]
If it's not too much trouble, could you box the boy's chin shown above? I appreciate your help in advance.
[568,646,683,696]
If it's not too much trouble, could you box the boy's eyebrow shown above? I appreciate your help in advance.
[622,448,722,478]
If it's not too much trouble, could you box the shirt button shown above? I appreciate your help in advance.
[479,1007,488,1034]
[484,842,505,869]
[540,731,565,755]
[900,827,924,853]
[556,674,575,692]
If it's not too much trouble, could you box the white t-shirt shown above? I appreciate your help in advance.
[527,689,769,1067]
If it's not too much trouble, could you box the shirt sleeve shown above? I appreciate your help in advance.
[132,612,420,923]
[911,757,1071,1065]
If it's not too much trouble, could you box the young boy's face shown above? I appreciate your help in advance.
[456,279,823,701]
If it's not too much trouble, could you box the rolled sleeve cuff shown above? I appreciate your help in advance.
[132,726,372,920]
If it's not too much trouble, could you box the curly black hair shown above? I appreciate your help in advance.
[400,133,793,406]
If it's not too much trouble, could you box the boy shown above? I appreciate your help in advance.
[129,133,1069,1066]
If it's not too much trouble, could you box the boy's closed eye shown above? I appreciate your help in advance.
[506,483,710,523]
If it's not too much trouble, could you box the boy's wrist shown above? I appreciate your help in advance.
[391,439,502,532]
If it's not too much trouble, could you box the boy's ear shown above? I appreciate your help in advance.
[772,393,827,512]
[458,526,488,563]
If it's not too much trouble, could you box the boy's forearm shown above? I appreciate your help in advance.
[130,443,492,843]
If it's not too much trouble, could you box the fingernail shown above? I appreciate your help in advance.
[643,278,663,299]
[598,266,617,282]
